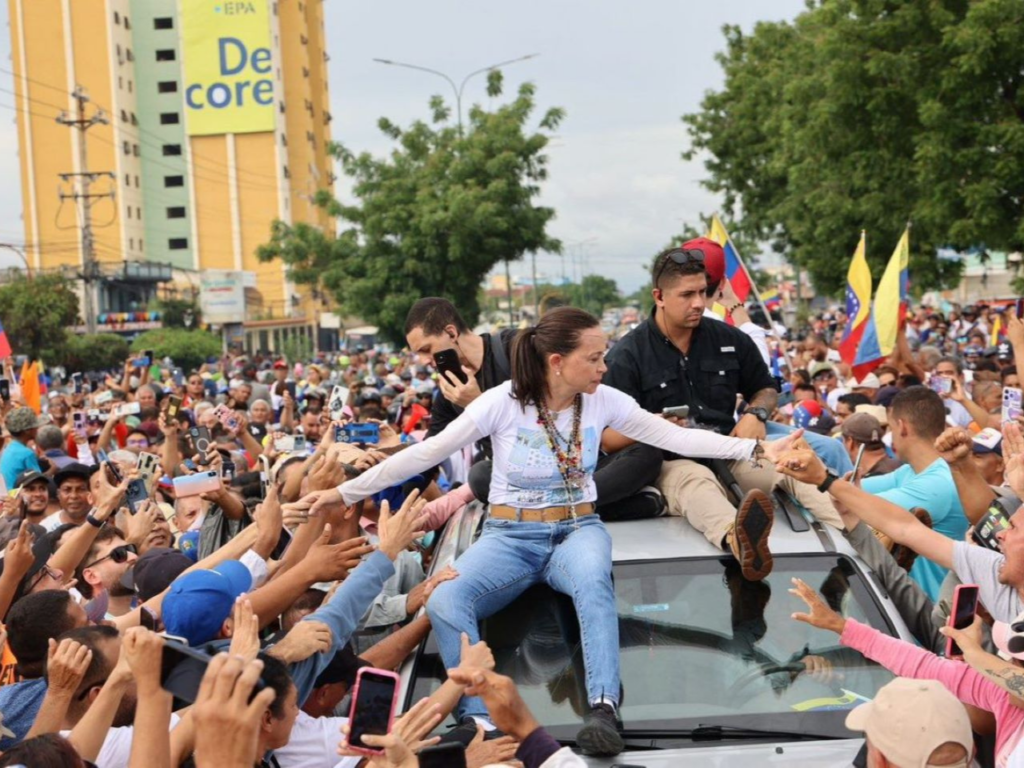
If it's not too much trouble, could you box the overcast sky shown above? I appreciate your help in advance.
[0,0,805,293]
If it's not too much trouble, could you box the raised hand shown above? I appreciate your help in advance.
[228,598,260,662]
[193,655,276,768]
[46,637,93,695]
[268,620,332,664]
[301,525,375,582]
[4,520,37,580]
[789,577,846,634]
[774,448,829,486]
[377,491,428,561]
[935,427,973,466]
[763,428,806,464]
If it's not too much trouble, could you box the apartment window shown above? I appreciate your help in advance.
[165,176,184,188]
[133,144,140,157]
[154,17,174,30]
[127,207,132,220]
[125,174,130,186]
[116,44,122,60]
[160,112,180,125]
[128,81,132,93]
[162,144,182,157]
[114,11,120,24]
[167,206,186,219]
[158,81,178,94]
[139,239,143,252]
[283,166,290,179]
[120,109,128,123]
[131,113,137,126]
[156,49,176,62]
[129,238,134,250]
[168,238,188,250]
[136,207,141,219]
[127,49,134,62]
[122,140,130,155]
[134,176,139,187]
[118,76,123,90]
[124,16,131,30]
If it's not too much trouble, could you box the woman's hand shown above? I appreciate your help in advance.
[939,615,984,657]
[789,577,846,635]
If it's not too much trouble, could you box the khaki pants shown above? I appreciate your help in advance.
[656,458,845,548]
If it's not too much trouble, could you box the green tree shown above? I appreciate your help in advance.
[153,297,202,329]
[257,70,564,344]
[564,275,621,317]
[63,334,130,372]
[131,328,221,372]
[682,1,1010,295]
[0,274,80,362]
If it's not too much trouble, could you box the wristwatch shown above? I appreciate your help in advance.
[816,471,839,494]
[747,406,770,423]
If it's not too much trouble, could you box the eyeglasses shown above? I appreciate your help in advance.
[83,543,136,570]
[26,564,61,592]
[653,247,706,289]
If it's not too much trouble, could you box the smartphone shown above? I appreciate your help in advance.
[258,455,270,501]
[0,379,9,401]
[133,356,151,368]
[292,435,307,453]
[161,640,264,705]
[945,584,980,658]
[274,435,296,453]
[124,478,149,515]
[928,376,953,396]
[213,404,240,432]
[107,460,124,485]
[285,380,297,400]
[166,395,183,421]
[172,471,221,498]
[73,412,88,439]
[172,368,184,388]
[270,526,292,561]
[95,390,114,405]
[220,458,235,482]
[72,372,83,394]
[662,405,690,419]
[433,349,468,385]
[1003,387,1023,423]
[852,443,867,483]
[189,426,212,464]
[973,503,1012,551]
[328,385,350,419]
[346,668,400,756]
[418,743,467,768]
[118,402,141,417]
[339,423,380,445]
[136,452,161,491]
[1016,297,1024,320]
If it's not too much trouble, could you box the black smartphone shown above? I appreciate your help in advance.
[418,743,467,768]
[161,640,264,705]
[347,668,399,754]
[189,426,212,464]
[945,584,980,658]
[285,380,297,400]
[72,372,83,394]
[433,348,468,385]
[0,379,10,401]
[124,478,149,515]
[107,460,124,484]
[166,395,183,421]
[1016,298,1024,320]
[973,503,1011,551]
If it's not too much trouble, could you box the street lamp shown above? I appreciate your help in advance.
[0,243,32,278]
[372,53,540,137]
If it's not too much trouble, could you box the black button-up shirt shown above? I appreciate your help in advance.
[604,311,776,434]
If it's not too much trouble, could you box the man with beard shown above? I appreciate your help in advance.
[11,470,53,526]
[75,526,139,618]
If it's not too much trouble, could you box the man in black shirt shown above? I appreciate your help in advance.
[405,298,664,520]
[604,243,843,580]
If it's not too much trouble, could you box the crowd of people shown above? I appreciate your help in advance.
[0,236,1020,766]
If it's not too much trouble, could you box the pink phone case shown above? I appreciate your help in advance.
[172,471,221,498]
[945,584,979,658]
[345,668,400,756]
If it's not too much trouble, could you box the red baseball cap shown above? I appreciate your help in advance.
[272,360,287,370]
[681,237,725,284]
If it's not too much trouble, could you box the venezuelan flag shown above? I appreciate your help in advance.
[854,227,910,378]
[708,214,751,302]
[762,288,781,311]
[839,232,871,366]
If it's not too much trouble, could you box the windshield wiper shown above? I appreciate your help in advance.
[619,724,845,742]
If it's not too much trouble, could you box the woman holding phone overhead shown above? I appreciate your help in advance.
[294,307,802,757]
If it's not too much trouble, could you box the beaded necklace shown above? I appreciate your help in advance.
[536,394,585,518]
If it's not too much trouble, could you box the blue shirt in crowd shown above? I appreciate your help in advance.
[0,440,41,491]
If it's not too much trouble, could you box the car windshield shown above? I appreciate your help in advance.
[407,554,895,744]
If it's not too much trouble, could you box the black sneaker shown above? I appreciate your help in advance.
[576,703,624,756]
[438,717,507,747]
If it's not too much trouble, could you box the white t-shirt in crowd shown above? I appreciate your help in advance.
[60,713,180,768]
[274,711,360,768]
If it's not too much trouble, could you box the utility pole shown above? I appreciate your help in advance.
[531,251,539,319]
[57,86,113,335]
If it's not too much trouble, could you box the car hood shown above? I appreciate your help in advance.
[575,738,862,766]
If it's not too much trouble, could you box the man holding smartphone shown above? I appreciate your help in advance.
[12,470,53,526]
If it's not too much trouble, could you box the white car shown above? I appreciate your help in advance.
[399,500,913,766]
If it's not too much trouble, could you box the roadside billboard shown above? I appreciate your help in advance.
[180,0,275,136]
[200,270,253,324]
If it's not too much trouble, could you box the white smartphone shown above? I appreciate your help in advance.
[1003,387,1023,424]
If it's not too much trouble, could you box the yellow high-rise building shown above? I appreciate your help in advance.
[7,0,336,352]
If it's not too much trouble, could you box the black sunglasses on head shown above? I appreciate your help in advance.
[83,543,136,570]
[654,248,706,288]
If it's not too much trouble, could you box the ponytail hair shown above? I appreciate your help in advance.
[510,307,601,409]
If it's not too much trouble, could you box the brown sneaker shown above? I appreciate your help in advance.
[726,490,775,581]
[890,507,933,572]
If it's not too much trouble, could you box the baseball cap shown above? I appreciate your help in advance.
[841,413,884,447]
[14,469,52,490]
[161,560,252,646]
[792,401,836,435]
[679,237,724,284]
[272,360,288,370]
[972,427,1003,457]
[122,547,192,602]
[808,361,837,380]
[54,462,98,487]
[852,373,881,390]
[854,403,889,426]
[875,385,901,409]
[5,406,47,435]
[998,342,1014,361]
[965,345,983,357]
[992,609,1024,659]
[845,678,973,768]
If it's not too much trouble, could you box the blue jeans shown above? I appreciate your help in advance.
[426,515,619,721]
[766,421,853,476]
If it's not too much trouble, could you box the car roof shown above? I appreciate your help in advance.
[608,515,854,562]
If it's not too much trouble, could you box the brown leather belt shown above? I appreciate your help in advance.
[489,503,596,523]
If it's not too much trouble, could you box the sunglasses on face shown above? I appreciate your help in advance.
[654,248,706,288]
[83,543,136,570]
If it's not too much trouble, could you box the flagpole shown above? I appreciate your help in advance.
[713,213,781,341]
